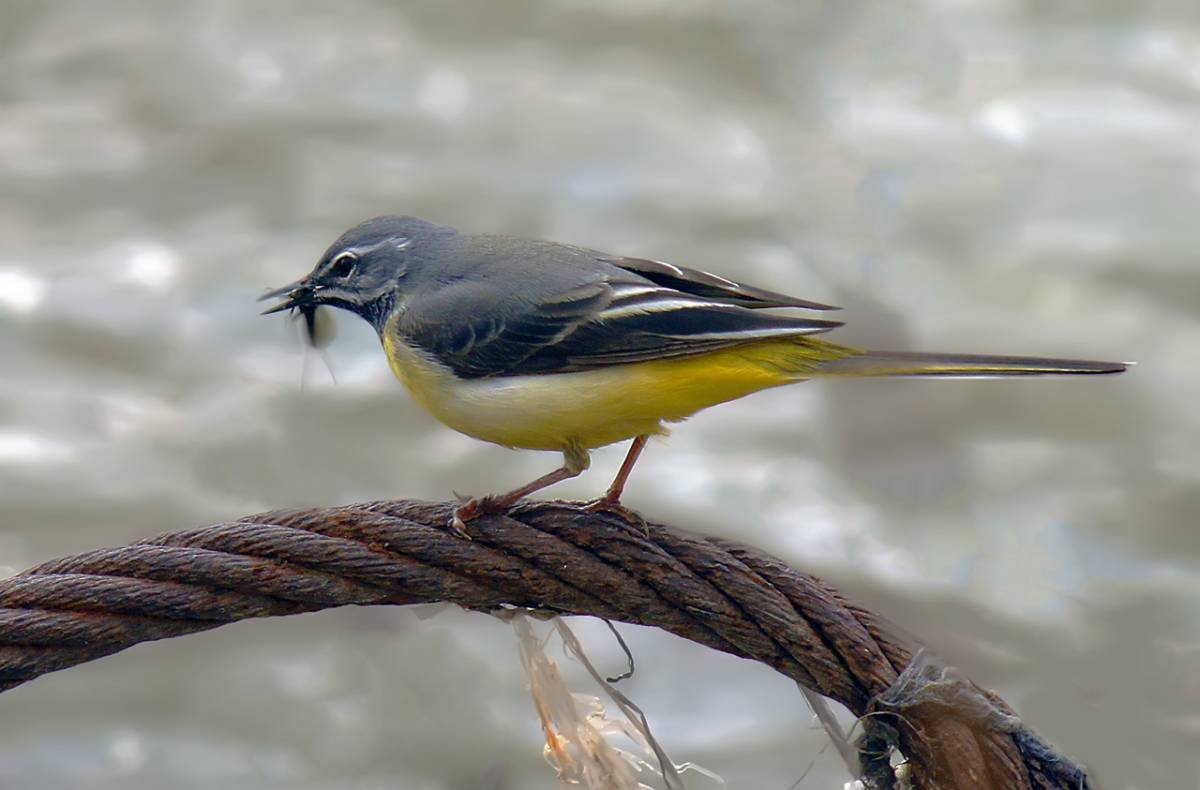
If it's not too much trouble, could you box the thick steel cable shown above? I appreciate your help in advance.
[0,499,1088,789]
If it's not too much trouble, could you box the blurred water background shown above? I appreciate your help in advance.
[0,1,1197,788]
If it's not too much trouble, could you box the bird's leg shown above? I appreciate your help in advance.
[584,435,650,528]
[598,435,648,505]
[451,445,590,534]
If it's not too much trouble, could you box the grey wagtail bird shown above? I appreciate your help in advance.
[261,215,1125,530]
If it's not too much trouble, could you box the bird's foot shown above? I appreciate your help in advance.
[450,493,512,538]
[582,496,649,536]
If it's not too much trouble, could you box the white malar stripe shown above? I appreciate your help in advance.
[596,297,733,321]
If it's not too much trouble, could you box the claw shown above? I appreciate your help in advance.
[449,512,473,540]
[449,498,480,539]
[448,495,510,539]
[582,497,649,536]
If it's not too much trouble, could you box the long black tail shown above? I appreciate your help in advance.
[811,349,1127,378]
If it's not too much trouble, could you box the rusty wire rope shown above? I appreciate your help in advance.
[0,499,1088,789]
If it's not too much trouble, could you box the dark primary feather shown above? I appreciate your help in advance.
[609,256,839,310]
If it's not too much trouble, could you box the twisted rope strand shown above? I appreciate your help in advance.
[0,499,1088,789]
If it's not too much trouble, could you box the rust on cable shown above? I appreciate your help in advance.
[0,499,1089,789]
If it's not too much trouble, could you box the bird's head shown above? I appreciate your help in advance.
[260,215,451,343]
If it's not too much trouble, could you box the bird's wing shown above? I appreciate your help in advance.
[608,256,839,310]
[397,275,843,379]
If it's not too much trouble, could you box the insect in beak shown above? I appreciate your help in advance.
[258,279,334,348]
[258,278,312,313]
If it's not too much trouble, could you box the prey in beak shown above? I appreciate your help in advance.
[258,279,336,349]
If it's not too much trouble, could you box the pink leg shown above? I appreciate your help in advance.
[451,445,590,534]
[583,436,651,531]
[597,434,648,505]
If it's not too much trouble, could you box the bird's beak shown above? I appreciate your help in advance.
[259,277,330,347]
[258,278,315,315]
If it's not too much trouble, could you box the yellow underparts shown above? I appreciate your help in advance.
[381,328,857,455]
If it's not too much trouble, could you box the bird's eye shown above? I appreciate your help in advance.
[329,252,357,278]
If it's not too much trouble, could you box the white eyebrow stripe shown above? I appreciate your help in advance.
[706,272,740,288]
[342,235,411,256]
